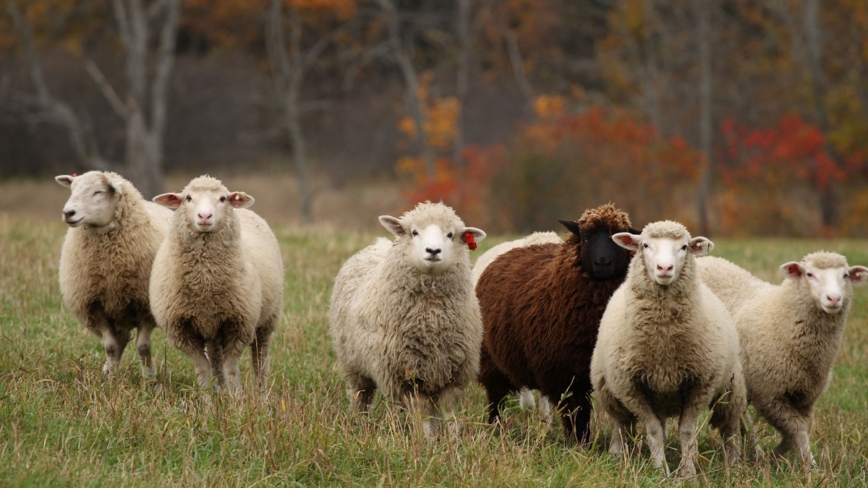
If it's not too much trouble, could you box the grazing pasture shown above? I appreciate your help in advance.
[1,216,867,486]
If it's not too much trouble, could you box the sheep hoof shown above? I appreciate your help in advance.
[671,462,696,479]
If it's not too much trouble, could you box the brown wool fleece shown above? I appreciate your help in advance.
[475,203,634,442]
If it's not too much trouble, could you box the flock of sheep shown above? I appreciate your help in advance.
[55,170,867,478]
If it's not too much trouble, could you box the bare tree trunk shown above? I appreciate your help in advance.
[504,28,533,108]
[376,0,435,178]
[642,0,662,129]
[776,0,840,230]
[452,0,472,167]
[112,0,179,198]
[695,0,713,236]
[266,0,312,223]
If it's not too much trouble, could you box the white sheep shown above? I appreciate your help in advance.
[590,221,746,478]
[56,171,172,379]
[696,252,868,467]
[149,176,284,395]
[329,201,486,436]
[471,231,561,421]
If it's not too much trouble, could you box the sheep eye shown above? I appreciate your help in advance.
[447,232,453,239]
[185,195,192,202]
[411,230,419,237]
[806,272,814,278]
[219,196,227,203]
[643,243,649,249]
[94,190,104,196]
[681,245,688,251]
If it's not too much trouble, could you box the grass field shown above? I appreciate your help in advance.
[1,215,867,486]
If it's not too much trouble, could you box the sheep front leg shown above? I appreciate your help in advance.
[221,343,245,397]
[136,316,156,381]
[597,387,637,457]
[92,310,129,376]
[673,386,715,479]
[251,326,274,392]
[408,392,440,437]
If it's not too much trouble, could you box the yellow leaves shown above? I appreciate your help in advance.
[533,94,565,119]
[397,72,461,150]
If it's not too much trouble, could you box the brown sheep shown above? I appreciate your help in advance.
[476,203,635,443]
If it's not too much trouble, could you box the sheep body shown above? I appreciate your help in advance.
[149,176,283,394]
[476,204,635,442]
[57,171,172,378]
[696,253,868,467]
[330,202,485,435]
[591,221,745,477]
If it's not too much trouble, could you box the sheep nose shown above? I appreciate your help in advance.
[426,247,441,256]
[198,213,212,220]
[657,264,674,272]
[827,294,842,305]
[595,257,611,266]
[63,209,76,219]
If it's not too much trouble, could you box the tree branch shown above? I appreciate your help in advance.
[150,0,180,143]
[85,60,129,120]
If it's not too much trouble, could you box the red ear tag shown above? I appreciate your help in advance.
[464,231,477,251]
[72,173,77,177]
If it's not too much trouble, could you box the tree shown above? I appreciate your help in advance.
[6,0,180,198]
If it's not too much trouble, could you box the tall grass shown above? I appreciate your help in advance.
[1,216,866,486]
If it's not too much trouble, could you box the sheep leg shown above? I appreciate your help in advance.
[560,392,593,445]
[221,352,243,397]
[345,370,377,413]
[710,387,746,467]
[205,340,226,392]
[609,379,670,473]
[741,409,764,460]
[763,399,815,468]
[135,316,156,381]
[597,387,637,457]
[94,313,130,377]
[408,392,440,437]
[478,350,517,425]
[250,326,274,392]
[436,387,460,438]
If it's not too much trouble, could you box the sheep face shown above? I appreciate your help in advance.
[613,227,712,286]
[559,219,633,280]
[379,214,485,275]
[55,172,124,228]
[153,179,254,233]
[781,258,868,314]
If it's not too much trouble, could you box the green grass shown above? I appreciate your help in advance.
[1,216,867,486]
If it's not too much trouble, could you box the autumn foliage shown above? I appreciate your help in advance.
[397,93,701,232]
[717,115,866,236]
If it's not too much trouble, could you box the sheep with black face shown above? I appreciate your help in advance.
[475,203,635,443]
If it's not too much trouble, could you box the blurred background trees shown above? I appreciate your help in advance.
[1,0,867,235]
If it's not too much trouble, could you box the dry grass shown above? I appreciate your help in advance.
[1,212,867,486]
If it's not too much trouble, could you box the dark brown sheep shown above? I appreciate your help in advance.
[476,203,635,443]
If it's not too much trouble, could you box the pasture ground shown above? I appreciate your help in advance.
[1,215,867,486]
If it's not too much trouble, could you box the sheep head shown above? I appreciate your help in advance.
[781,252,868,314]
[613,220,712,286]
[559,203,636,280]
[55,171,126,228]
[379,201,485,275]
[153,175,254,233]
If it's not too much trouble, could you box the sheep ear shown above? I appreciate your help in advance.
[848,265,868,284]
[462,227,486,243]
[781,262,804,280]
[612,232,640,250]
[106,175,124,195]
[558,219,580,236]
[227,191,255,209]
[687,237,713,255]
[379,216,405,237]
[153,192,184,210]
[55,175,75,188]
